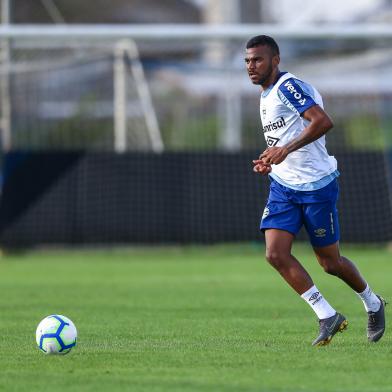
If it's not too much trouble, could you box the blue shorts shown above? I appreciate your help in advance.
[260,178,340,247]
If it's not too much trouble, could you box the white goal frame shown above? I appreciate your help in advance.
[1,23,392,40]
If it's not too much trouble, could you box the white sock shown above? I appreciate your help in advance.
[301,285,336,320]
[357,284,381,312]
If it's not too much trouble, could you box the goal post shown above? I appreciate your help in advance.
[113,39,163,153]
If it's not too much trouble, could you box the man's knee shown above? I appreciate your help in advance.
[265,249,290,269]
[319,256,341,276]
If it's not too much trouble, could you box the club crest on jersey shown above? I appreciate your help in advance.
[262,116,286,133]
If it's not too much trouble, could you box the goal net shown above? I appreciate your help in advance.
[0,28,391,246]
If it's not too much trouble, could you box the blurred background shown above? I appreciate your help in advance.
[0,0,392,247]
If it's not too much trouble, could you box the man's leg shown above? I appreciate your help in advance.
[265,228,313,294]
[264,229,347,345]
[313,242,386,342]
[313,242,366,292]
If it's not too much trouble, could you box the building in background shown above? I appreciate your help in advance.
[10,0,200,24]
[7,0,392,24]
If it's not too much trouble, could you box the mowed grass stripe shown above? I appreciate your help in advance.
[0,244,391,392]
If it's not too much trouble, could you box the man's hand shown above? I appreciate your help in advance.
[260,146,289,165]
[252,158,272,175]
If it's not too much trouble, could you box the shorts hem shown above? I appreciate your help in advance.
[260,226,298,237]
[310,238,340,248]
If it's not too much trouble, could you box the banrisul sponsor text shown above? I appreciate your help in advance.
[263,116,286,133]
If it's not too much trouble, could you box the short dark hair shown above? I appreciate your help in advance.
[246,35,280,56]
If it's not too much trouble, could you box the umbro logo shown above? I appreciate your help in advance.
[308,292,320,302]
[314,228,326,238]
[266,136,280,147]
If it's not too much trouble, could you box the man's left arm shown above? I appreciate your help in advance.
[261,105,334,165]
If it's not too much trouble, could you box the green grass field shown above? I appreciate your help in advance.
[1,243,391,392]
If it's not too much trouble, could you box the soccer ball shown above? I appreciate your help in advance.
[36,315,77,355]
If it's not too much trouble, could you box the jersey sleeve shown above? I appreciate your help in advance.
[277,78,317,115]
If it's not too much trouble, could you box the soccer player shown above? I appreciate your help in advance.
[246,35,386,346]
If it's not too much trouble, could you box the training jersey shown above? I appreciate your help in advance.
[260,72,337,187]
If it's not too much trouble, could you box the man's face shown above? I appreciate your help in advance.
[245,45,279,86]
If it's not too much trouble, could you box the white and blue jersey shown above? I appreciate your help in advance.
[260,72,338,189]
[259,72,340,246]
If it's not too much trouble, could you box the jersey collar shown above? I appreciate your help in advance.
[261,71,287,98]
